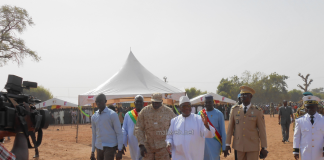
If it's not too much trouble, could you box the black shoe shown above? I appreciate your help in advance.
[282,140,285,143]
[286,140,289,142]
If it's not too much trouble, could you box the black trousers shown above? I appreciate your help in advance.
[96,147,116,160]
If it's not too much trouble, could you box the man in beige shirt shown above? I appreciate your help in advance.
[135,93,176,160]
[224,86,268,160]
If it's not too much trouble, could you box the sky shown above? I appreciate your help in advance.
[1,0,324,102]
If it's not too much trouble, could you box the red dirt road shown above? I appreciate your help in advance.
[3,115,294,160]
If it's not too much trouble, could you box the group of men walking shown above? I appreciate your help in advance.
[90,85,324,160]
[90,85,270,160]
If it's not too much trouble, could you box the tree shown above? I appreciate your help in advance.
[0,5,40,66]
[218,91,229,98]
[297,73,313,92]
[217,78,234,99]
[288,89,303,102]
[23,86,53,101]
[216,71,290,103]
[185,87,207,99]
[311,87,324,93]
[311,87,324,99]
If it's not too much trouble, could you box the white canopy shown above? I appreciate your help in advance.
[35,97,78,109]
[78,51,185,106]
[190,92,236,105]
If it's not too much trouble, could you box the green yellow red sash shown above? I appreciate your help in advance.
[198,109,223,152]
[128,109,138,124]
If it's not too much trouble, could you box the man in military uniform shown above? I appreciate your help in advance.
[135,93,176,160]
[293,95,324,160]
[270,102,275,117]
[293,92,313,131]
[224,86,268,160]
[230,93,243,160]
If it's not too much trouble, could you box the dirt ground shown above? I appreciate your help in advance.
[3,115,295,160]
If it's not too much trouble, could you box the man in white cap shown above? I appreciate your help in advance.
[293,95,324,160]
[165,96,216,160]
[122,95,144,160]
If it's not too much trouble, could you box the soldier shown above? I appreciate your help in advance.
[269,102,275,117]
[224,86,268,160]
[293,92,313,131]
[135,93,176,160]
[230,93,242,160]
[293,96,324,160]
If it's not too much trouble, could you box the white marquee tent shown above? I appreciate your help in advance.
[78,52,185,106]
[35,97,78,109]
[190,92,236,105]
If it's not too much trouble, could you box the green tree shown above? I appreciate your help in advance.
[288,89,303,102]
[311,87,324,99]
[0,5,40,66]
[217,78,234,99]
[185,87,207,99]
[311,87,324,93]
[216,71,290,103]
[23,86,53,101]
[218,91,229,98]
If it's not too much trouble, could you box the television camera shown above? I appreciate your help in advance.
[0,75,50,148]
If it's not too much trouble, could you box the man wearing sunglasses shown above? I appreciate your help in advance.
[224,86,268,160]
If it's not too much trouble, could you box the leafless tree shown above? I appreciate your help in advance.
[297,73,313,92]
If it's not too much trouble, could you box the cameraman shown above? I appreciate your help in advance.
[0,117,29,160]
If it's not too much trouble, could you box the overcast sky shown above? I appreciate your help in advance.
[1,0,324,102]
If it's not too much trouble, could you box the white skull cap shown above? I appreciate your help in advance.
[179,96,190,105]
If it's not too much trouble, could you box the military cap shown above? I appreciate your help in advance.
[303,96,320,106]
[239,86,255,95]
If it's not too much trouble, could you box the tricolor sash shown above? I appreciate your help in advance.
[198,109,223,153]
[128,109,138,124]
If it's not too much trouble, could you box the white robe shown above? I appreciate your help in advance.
[122,113,141,160]
[166,113,215,160]
[85,110,90,123]
[59,110,64,124]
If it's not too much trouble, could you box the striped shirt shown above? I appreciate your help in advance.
[0,143,16,160]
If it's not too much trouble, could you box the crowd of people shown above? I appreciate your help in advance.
[89,86,268,160]
[1,85,323,160]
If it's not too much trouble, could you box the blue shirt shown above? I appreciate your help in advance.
[199,108,226,160]
[91,107,123,152]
